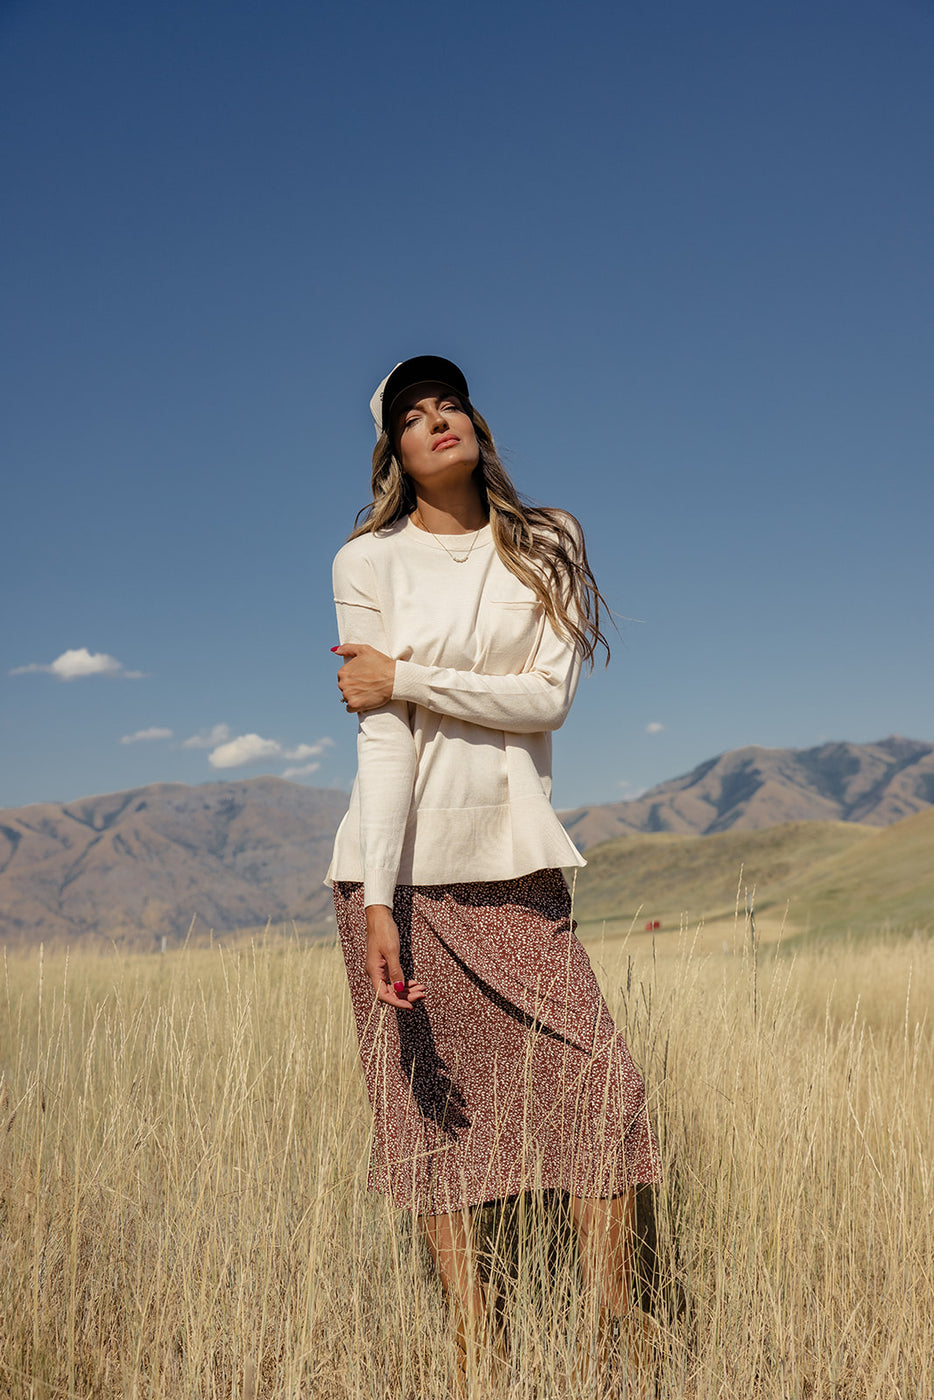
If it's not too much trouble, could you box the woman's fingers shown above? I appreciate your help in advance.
[334,643,370,714]
[364,955,425,1008]
[386,947,405,989]
[383,949,413,1007]
[376,979,427,1010]
[332,644,396,713]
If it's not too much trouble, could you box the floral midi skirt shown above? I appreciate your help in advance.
[333,869,659,1216]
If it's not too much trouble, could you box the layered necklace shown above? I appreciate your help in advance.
[413,511,486,564]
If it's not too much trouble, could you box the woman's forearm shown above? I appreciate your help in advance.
[356,704,416,908]
[333,597,415,907]
[391,646,582,733]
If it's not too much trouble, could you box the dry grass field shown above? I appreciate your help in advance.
[1,910,931,1398]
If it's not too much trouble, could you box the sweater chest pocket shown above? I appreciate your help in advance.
[482,599,544,671]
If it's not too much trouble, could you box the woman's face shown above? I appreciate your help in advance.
[392,382,480,493]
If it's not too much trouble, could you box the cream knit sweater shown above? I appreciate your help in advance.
[325,515,587,907]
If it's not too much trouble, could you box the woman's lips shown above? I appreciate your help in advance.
[432,435,459,451]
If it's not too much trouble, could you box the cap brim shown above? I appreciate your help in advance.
[372,356,470,436]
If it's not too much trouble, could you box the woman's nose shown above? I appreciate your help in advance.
[428,406,448,431]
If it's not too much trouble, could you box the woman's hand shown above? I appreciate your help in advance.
[333,643,396,713]
[364,904,426,1010]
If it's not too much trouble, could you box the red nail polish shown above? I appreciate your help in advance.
[330,646,341,653]
[393,981,406,997]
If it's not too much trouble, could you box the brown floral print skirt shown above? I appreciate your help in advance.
[333,869,659,1216]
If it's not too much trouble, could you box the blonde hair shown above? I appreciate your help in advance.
[349,402,610,668]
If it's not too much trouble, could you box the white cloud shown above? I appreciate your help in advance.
[190,728,333,773]
[10,648,143,681]
[626,786,647,800]
[645,721,665,735]
[282,761,321,780]
[283,740,333,762]
[617,779,646,798]
[209,733,283,769]
[182,723,232,750]
[120,727,173,745]
[281,738,333,778]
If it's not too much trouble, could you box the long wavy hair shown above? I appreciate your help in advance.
[350,400,611,668]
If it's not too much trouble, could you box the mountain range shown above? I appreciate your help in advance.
[0,779,347,945]
[0,736,931,945]
[560,736,934,848]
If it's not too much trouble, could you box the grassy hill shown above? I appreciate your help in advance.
[787,805,934,937]
[570,808,934,945]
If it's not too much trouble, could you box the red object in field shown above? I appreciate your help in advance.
[644,921,653,931]
[653,920,661,930]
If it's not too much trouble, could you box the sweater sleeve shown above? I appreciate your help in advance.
[391,620,582,733]
[392,512,585,733]
[333,547,416,909]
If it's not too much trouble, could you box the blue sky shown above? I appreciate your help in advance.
[2,0,932,813]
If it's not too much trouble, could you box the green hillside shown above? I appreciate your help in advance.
[787,805,934,937]
[570,809,934,942]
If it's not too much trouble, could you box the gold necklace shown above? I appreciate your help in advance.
[413,512,485,564]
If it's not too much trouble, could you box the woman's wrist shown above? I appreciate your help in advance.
[365,902,394,932]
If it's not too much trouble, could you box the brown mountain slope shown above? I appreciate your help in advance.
[561,736,934,849]
[0,778,349,946]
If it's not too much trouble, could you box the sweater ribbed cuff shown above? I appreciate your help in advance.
[391,659,434,709]
[363,868,398,910]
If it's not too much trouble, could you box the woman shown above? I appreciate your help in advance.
[326,355,658,1380]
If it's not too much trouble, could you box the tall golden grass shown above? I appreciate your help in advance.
[1,916,931,1398]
